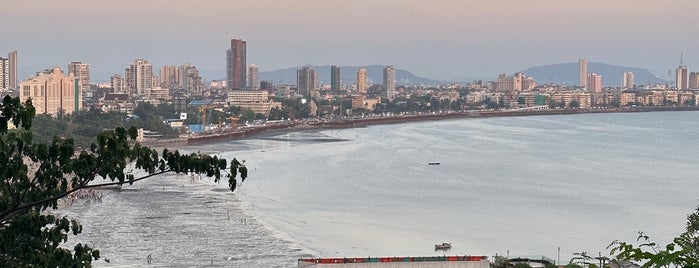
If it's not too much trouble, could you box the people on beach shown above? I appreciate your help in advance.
[61,189,104,206]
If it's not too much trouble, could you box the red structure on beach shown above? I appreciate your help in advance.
[298,255,489,268]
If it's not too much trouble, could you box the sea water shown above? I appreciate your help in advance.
[61,111,699,267]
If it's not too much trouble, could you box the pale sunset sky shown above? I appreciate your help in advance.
[2,0,698,81]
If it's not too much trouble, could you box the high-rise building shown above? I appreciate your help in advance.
[330,65,340,91]
[383,65,396,101]
[356,68,367,94]
[68,61,91,101]
[178,64,203,93]
[690,72,699,90]
[177,64,191,89]
[248,64,259,89]
[297,66,317,97]
[110,74,125,93]
[579,59,588,87]
[20,67,81,115]
[676,65,689,90]
[622,71,634,89]
[0,57,8,91]
[160,65,178,88]
[126,59,153,95]
[8,50,17,90]
[587,73,602,93]
[226,38,247,89]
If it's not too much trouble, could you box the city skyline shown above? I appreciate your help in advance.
[2,0,699,82]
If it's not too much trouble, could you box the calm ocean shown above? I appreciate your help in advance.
[61,111,699,267]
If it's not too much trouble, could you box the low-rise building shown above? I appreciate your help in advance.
[227,90,280,116]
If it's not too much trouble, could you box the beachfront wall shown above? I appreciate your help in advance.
[298,256,489,268]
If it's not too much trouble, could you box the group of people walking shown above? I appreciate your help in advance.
[63,189,103,205]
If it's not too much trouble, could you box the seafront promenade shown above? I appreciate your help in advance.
[142,106,699,148]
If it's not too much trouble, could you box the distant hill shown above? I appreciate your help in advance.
[259,65,445,86]
[521,62,665,86]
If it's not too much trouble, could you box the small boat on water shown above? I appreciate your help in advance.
[428,162,440,165]
[434,242,451,250]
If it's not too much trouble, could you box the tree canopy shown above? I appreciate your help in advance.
[0,96,247,267]
[609,205,699,268]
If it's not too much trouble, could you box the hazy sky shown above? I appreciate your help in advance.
[3,0,699,82]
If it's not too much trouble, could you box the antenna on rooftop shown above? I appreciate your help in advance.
[681,52,684,66]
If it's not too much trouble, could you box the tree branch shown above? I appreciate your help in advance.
[0,169,173,224]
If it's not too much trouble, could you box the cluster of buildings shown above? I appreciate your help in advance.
[2,42,699,123]
[461,58,699,110]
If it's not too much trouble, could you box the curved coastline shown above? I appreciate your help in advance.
[145,106,699,148]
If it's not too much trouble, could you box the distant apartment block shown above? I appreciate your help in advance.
[297,66,317,97]
[579,58,588,88]
[587,73,602,93]
[494,72,536,92]
[20,67,81,115]
[110,74,125,93]
[177,64,203,93]
[383,65,396,101]
[8,50,17,90]
[622,71,634,89]
[689,72,699,90]
[125,59,153,96]
[160,65,178,88]
[356,68,367,94]
[0,57,8,91]
[676,65,689,90]
[249,64,259,89]
[226,38,247,89]
[68,61,91,101]
[330,65,340,91]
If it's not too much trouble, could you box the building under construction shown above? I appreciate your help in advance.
[298,255,489,268]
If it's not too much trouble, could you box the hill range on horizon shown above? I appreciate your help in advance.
[520,62,667,87]
[258,65,446,87]
[254,62,665,87]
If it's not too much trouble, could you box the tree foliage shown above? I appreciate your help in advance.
[0,96,248,267]
[609,205,699,268]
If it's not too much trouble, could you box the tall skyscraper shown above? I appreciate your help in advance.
[126,59,153,95]
[676,65,689,90]
[579,58,588,87]
[8,50,17,90]
[0,57,8,91]
[587,73,602,93]
[622,71,634,89]
[297,66,317,97]
[356,68,367,94]
[20,67,81,115]
[248,64,259,89]
[160,65,177,88]
[330,65,340,91]
[383,65,396,101]
[226,38,247,89]
[177,64,191,89]
[68,61,91,101]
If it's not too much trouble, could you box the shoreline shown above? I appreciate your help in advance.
[143,106,699,149]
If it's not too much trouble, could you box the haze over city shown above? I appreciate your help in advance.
[3,0,699,82]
